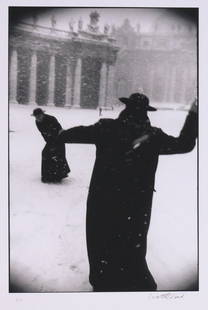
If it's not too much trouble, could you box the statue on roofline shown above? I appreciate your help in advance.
[51,15,56,29]
[88,11,100,33]
[32,14,38,29]
[111,24,116,36]
[104,23,110,35]
[68,20,74,32]
[78,18,83,31]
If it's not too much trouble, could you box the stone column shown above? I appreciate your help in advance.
[9,49,18,104]
[65,61,73,107]
[28,51,37,105]
[106,64,115,108]
[73,57,82,108]
[163,63,170,102]
[192,68,197,100]
[149,67,155,101]
[98,62,107,107]
[169,66,177,103]
[47,54,56,106]
[180,69,188,103]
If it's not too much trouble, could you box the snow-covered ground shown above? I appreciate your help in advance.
[9,103,197,292]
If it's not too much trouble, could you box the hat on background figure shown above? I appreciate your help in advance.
[31,108,46,116]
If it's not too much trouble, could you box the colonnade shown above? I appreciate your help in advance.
[9,48,116,109]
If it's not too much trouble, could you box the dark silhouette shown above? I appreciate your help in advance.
[32,108,70,183]
[99,107,102,116]
[58,93,197,292]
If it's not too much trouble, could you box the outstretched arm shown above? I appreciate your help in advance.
[57,122,101,144]
[158,99,198,155]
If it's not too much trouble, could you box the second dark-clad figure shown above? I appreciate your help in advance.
[32,108,70,183]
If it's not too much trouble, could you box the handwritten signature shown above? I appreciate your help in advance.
[149,293,184,300]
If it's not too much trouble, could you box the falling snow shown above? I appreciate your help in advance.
[9,103,197,292]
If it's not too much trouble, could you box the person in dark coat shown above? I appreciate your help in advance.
[58,93,198,292]
[31,108,70,183]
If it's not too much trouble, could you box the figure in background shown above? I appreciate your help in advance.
[58,93,197,292]
[99,107,102,116]
[31,108,70,183]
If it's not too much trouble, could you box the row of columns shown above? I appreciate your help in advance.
[29,51,37,105]
[73,57,82,108]
[9,48,115,108]
[106,64,115,106]
[99,62,115,107]
[48,54,55,105]
[145,65,195,103]
[9,49,18,104]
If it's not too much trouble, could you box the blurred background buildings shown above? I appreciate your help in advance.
[114,13,197,105]
[9,8,197,109]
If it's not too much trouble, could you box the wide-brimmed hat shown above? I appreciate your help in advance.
[119,93,157,111]
[31,108,46,116]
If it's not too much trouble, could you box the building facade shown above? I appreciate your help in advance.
[114,15,197,105]
[9,11,119,109]
[9,10,197,109]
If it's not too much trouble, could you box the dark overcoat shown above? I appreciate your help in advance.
[59,109,197,291]
[36,114,70,182]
